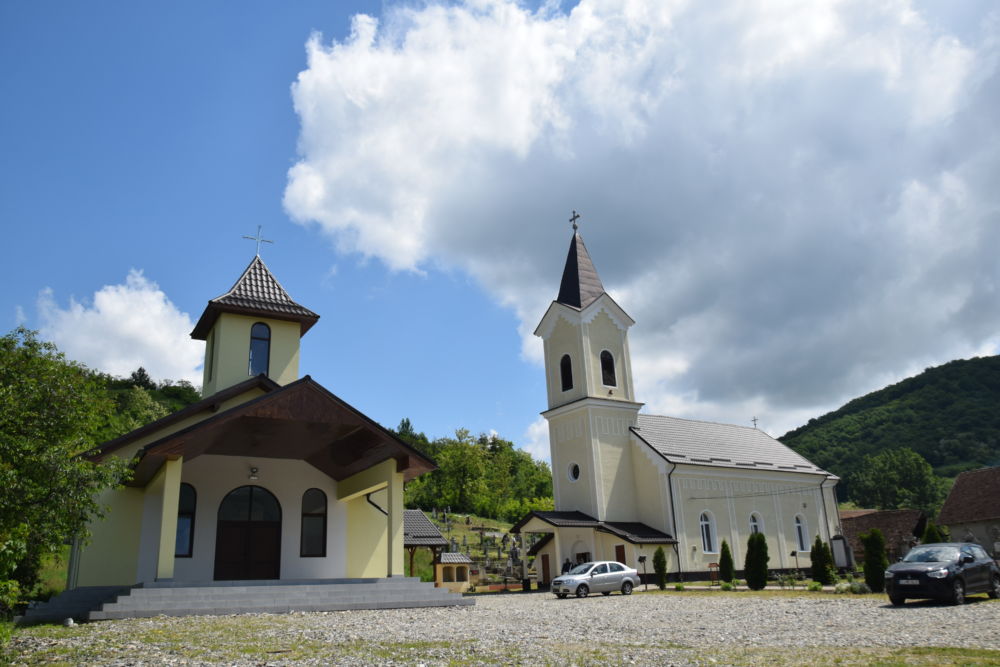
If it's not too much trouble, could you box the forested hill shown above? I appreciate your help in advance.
[780,356,1000,491]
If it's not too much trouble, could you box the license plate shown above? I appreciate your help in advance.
[899,579,920,585]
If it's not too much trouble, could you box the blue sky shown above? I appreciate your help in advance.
[3,1,999,461]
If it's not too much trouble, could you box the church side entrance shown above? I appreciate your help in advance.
[214,485,282,581]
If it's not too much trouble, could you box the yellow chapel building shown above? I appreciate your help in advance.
[32,254,470,622]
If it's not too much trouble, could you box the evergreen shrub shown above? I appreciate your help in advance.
[860,529,889,593]
[922,521,945,544]
[719,539,735,582]
[653,546,667,590]
[744,532,769,590]
[810,535,835,585]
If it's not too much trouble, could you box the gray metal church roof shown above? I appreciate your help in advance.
[633,414,832,476]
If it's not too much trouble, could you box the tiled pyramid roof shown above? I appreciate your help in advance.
[191,256,319,339]
[556,233,606,309]
[404,509,448,547]
[633,414,831,475]
[937,466,1000,525]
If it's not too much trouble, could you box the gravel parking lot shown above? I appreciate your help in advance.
[7,590,1000,665]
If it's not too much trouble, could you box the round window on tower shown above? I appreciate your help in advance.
[568,463,581,482]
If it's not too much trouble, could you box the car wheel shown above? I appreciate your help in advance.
[989,575,1000,599]
[888,594,905,606]
[556,593,568,599]
[576,584,589,598]
[621,581,633,596]
[950,580,965,605]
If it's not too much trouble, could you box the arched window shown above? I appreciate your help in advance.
[700,512,716,553]
[560,354,573,391]
[175,483,196,558]
[794,515,808,552]
[600,350,617,387]
[300,488,327,557]
[248,322,270,377]
[749,513,763,535]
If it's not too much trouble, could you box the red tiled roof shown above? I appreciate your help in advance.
[937,466,1000,525]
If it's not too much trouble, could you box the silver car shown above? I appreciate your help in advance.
[551,560,640,598]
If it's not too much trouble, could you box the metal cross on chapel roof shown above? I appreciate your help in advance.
[570,210,581,232]
[242,225,274,257]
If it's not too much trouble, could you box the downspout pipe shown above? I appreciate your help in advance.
[667,460,683,582]
[818,476,832,542]
[366,492,388,516]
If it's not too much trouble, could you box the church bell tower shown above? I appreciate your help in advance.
[191,254,319,397]
[535,217,642,520]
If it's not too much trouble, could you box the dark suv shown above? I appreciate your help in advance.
[885,542,1000,606]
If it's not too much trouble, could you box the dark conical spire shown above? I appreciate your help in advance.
[556,232,606,309]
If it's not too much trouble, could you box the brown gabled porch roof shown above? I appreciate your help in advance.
[93,376,435,486]
[511,510,676,545]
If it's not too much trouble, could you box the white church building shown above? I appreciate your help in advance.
[514,228,843,583]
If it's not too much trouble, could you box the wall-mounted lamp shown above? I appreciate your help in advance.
[249,466,259,481]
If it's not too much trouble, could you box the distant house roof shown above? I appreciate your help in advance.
[191,255,320,339]
[440,552,473,564]
[632,414,833,476]
[511,510,676,545]
[404,510,448,548]
[840,509,926,559]
[938,466,1000,525]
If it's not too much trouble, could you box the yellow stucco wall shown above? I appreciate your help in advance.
[547,412,595,516]
[584,310,633,401]
[591,406,638,521]
[338,459,404,577]
[672,468,835,572]
[203,313,301,395]
[76,487,143,586]
[543,316,586,409]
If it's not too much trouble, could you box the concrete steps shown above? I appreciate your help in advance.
[20,578,472,624]
[16,586,129,625]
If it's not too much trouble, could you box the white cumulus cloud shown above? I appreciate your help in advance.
[38,270,203,387]
[286,0,1000,435]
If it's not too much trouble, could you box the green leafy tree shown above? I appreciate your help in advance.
[718,539,735,582]
[744,532,769,590]
[0,328,131,604]
[921,520,947,543]
[810,535,835,585]
[860,529,888,593]
[653,546,667,590]
[848,447,947,513]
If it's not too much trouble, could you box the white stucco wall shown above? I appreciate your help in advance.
[170,455,347,582]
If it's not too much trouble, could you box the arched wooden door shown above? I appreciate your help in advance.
[214,485,282,580]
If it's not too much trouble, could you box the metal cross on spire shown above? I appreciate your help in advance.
[570,210,581,232]
[242,225,274,257]
[752,416,759,429]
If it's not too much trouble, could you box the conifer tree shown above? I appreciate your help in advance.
[653,546,667,590]
[922,520,945,544]
[810,535,834,584]
[744,532,769,590]
[719,539,735,582]
[860,529,889,592]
